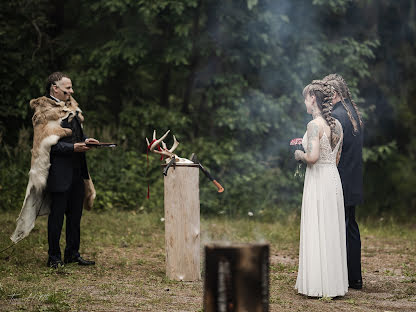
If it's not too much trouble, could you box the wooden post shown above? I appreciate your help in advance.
[164,163,201,281]
[204,243,269,312]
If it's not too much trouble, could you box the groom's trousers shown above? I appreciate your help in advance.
[345,205,362,282]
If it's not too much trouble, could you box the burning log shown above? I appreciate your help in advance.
[204,243,269,312]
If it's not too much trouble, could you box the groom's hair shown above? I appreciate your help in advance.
[322,73,363,131]
[322,74,347,98]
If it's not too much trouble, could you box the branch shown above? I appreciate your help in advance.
[31,20,42,60]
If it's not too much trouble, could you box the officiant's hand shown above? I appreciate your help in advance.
[85,138,99,144]
[74,138,100,152]
[74,143,90,152]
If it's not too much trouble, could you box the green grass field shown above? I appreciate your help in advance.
[0,210,415,311]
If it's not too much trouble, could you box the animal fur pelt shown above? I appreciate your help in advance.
[10,96,96,244]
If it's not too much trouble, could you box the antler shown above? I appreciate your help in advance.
[169,135,179,153]
[146,130,180,159]
[146,130,170,151]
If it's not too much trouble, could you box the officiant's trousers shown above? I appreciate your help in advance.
[48,168,85,261]
[345,205,362,281]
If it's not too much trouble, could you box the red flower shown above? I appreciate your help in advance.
[290,138,303,146]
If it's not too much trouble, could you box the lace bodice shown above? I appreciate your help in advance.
[302,131,342,165]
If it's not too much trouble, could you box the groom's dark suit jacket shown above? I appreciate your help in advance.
[331,100,363,206]
[46,95,89,193]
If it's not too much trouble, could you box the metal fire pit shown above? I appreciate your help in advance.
[204,243,269,312]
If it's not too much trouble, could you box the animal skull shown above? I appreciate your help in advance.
[146,130,192,163]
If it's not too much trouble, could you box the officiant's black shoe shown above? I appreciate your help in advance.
[349,279,363,289]
[47,258,63,269]
[64,255,95,266]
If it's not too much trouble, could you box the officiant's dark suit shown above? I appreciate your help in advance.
[332,99,363,287]
[46,94,94,267]
[45,72,95,268]
[47,99,89,192]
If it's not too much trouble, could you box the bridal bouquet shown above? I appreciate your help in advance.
[290,138,305,178]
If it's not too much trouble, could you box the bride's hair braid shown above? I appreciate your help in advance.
[320,83,340,150]
[322,74,363,132]
[304,81,340,150]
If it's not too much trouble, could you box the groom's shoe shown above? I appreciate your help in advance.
[349,279,363,289]
[47,258,63,269]
[64,255,95,266]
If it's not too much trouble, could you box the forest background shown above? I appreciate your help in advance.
[1,0,415,220]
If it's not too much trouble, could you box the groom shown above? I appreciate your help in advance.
[324,74,364,290]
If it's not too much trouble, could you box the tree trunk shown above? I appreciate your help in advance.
[182,2,201,114]
[160,64,171,108]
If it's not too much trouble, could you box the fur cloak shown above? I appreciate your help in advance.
[10,96,96,244]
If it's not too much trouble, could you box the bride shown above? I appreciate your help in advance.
[294,81,348,297]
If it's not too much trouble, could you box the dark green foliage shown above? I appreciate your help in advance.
[0,0,414,218]
[0,129,32,211]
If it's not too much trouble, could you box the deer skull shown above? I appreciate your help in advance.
[146,130,192,163]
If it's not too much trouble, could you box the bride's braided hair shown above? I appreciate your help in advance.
[322,74,363,132]
[303,81,340,150]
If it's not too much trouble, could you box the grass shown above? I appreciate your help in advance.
[0,209,415,311]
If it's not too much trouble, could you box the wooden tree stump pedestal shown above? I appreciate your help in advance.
[164,163,201,281]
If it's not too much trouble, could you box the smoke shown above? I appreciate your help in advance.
[189,1,409,217]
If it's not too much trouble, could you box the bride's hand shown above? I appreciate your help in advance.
[294,150,304,161]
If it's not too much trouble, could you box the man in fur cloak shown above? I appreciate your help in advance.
[11,72,97,268]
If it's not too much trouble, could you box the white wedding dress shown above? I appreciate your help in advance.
[295,123,348,297]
